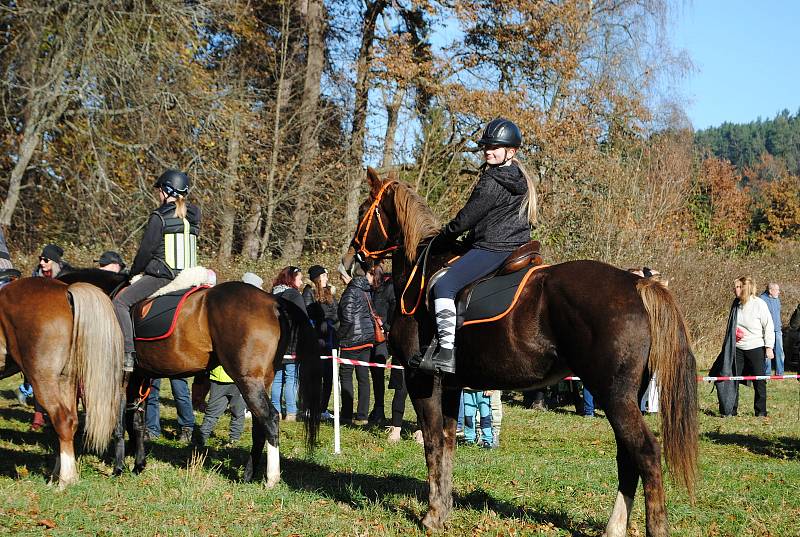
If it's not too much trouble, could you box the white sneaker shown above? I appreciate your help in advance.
[321,410,333,421]
[387,426,401,443]
[245,410,252,419]
[412,429,424,445]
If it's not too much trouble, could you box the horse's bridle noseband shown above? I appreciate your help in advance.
[352,181,399,260]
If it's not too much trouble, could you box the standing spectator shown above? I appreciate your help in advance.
[145,377,195,442]
[463,389,493,448]
[302,265,338,420]
[368,261,394,426]
[759,283,784,376]
[196,364,246,447]
[32,243,71,278]
[96,250,126,273]
[712,276,774,417]
[582,385,596,417]
[337,263,376,426]
[271,266,307,421]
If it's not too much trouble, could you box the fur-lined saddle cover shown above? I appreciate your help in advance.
[133,266,212,341]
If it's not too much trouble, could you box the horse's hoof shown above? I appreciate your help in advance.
[243,460,254,483]
[112,468,123,477]
[265,475,280,489]
[132,464,145,475]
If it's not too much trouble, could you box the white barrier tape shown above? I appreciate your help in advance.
[700,374,799,382]
[287,356,799,382]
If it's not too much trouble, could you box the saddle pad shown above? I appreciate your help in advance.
[134,286,207,341]
[460,266,537,325]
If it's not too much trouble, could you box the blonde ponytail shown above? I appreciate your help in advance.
[174,196,187,219]
[514,158,538,225]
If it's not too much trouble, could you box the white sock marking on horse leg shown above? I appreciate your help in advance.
[605,492,633,537]
[265,442,280,488]
[59,450,78,488]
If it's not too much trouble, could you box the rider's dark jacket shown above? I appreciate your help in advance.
[442,162,530,251]
[130,202,201,279]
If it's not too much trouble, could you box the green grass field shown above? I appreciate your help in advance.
[0,373,798,536]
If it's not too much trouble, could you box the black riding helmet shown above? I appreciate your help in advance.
[153,169,190,198]
[477,118,523,148]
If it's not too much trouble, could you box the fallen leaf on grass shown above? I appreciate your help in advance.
[38,519,56,529]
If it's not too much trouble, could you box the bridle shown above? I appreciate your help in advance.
[352,181,399,261]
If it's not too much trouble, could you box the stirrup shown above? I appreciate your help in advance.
[409,338,438,372]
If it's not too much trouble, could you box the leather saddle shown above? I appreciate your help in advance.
[427,240,544,328]
[133,286,206,341]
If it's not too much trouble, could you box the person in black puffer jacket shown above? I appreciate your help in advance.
[271,266,308,421]
[337,263,376,425]
[302,264,339,419]
[367,261,394,426]
[425,118,537,376]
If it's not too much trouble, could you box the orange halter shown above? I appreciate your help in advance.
[353,181,399,260]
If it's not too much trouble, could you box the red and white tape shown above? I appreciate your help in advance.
[287,356,799,381]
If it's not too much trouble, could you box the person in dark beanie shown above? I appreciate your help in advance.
[32,243,71,278]
[302,264,339,420]
[96,250,126,273]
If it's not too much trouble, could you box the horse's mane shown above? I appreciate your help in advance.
[392,182,440,263]
[57,267,129,296]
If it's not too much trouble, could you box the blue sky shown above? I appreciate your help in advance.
[673,1,800,130]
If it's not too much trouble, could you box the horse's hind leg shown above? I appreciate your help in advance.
[112,393,126,476]
[240,379,279,486]
[35,380,79,487]
[605,399,667,537]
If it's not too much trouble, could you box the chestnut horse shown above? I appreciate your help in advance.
[0,277,123,487]
[58,268,322,485]
[342,168,698,537]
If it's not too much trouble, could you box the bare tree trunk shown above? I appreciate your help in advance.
[281,0,326,262]
[242,201,262,260]
[259,2,294,259]
[217,111,242,262]
[342,0,388,253]
[382,87,405,168]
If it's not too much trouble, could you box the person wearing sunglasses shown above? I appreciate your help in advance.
[270,266,307,421]
[32,243,71,279]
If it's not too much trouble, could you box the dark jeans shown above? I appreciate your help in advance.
[433,248,510,300]
[199,381,246,443]
[146,377,195,437]
[734,347,768,416]
[339,347,371,422]
[389,366,408,428]
[320,347,333,412]
[113,274,171,353]
[369,344,388,421]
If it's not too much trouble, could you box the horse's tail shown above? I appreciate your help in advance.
[636,278,698,497]
[280,300,322,451]
[67,282,123,453]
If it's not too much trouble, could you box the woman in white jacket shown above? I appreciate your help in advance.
[733,276,774,417]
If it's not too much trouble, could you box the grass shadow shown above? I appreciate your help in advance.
[458,488,601,536]
[279,457,600,533]
[702,430,800,459]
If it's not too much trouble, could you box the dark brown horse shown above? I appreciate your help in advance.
[58,268,322,485]
[0,277,123,487]
[342,168,698,537]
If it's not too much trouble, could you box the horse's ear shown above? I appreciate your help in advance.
[366,167,383,197]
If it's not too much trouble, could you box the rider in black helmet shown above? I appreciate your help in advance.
[421,118,536,375]
[113,169,201,372]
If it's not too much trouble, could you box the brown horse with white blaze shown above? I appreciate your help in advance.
[0,277,123,487]
[342,168,698,536]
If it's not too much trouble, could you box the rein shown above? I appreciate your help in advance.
[400,236,437,315]
[353,181,400,260]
